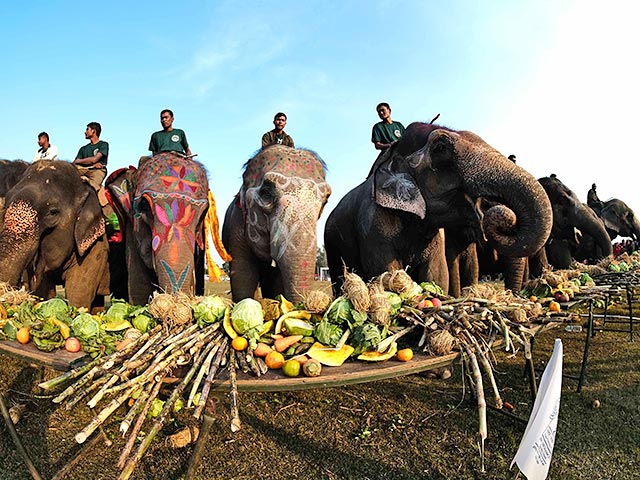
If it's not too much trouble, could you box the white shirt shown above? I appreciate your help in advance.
[33,145,59,161]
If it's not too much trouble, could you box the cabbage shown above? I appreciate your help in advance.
[193,296,227,326]
[230,298,264,335]
[350,323,383,355]
[385,291,403,317]
[314,318,344,346]
[70,312,101,339]
[103,300,132,323]
[323,296,366,330]
[132,313,156,333]
[420,281,445,297]
[36,298,71,321]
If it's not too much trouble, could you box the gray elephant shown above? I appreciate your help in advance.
[222,145,331,303]
[537,175,612,269]
[0,159,29,223]
[0,160,109,308]
[324,122,552,296]
[589,195,640,243]
[106,153,209,305]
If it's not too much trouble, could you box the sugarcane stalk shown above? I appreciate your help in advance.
[117,373,166,469]
[462,341,487,473]
[228,349,241,433]
[38,325,163,391]
[246,349,261,377]
[65,374,111,410]
[255,357,268,376]
[193,337,229,419]
[75,383,138,444]
[235,348,250,374]
[465,331,503,409]
[187,339,221,408]
[119,340,213,480]
[119,382,153,437]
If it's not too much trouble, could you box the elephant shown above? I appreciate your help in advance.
[106,153,209,305]
[324,122,553,296]
[589,196,640,243]
[0,159,29,223]
[222,145,331,303]
[535,175,612,269]
[0,160,110,308]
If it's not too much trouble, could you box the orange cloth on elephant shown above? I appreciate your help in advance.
[205,189,232,282]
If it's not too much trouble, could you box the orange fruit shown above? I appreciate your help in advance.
[548,301,561,312]
[231,336,248,351]
[282,359,301,377]
[264,351,285,369]
[397,348,414,362]
[529,295,538,302]
[16,327,31,344]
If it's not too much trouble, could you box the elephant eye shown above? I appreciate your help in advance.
[47,207,60,217]
[258,182,278,211]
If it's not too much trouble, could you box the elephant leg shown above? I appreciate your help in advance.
[258,262,284,299]
[194,246,205,296]
[447,255,461,298]
[415,230,449,294]
[459,243,479,290]
[65,241,109,309]
[32,275,56,302]
[502,256,527,292]
[228,253,260,302]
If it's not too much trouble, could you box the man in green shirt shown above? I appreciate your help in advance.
[149,109,192,156]
[261,112,295,149]
[371,102,405,151]
[74,121,109,196]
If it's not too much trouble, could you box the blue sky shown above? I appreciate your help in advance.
[2,1,639,260]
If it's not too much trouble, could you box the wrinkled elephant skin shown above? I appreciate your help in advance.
[222,146,331,303]
[0,160,109,308]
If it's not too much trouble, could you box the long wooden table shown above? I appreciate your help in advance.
[0,339,90,371]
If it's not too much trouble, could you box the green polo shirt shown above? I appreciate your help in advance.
[371,121,405,145]
[148,129,189,154]
[76,140,109,166]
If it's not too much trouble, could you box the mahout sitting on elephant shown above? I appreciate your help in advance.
[0,160,110,308]
[222,145,331,303]
[324,122,552,296]
[106,153,209,305]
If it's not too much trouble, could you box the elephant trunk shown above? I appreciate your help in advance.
[153,240,197,297]
[576,208,612,258]
[0,200,40,286]
[456,148,552,258]
[271,229,318,304]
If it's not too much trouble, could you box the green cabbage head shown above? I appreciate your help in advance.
[193,296,228,326]
[230,298,264,334]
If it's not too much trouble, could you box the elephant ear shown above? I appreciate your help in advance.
[106,167,137,224]
[374,152,426,219]
[75,188,106,257]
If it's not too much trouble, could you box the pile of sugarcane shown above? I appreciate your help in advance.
[38,319,241,480]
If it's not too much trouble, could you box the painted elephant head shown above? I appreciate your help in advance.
[595,198,640,241]
[222,145,331,302]
[538,174,612,268]
[0,160,108,307]
[106,153,209,304]
[325,122,552,295]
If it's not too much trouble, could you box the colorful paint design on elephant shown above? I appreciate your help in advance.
[151,199,197,257]
[243,147,325,190]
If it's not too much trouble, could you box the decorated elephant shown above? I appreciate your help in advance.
[222,145,331,303]
[536,175,612,268]
[324,122,552,296]
[106,153,209,305]
[0,160,109,308]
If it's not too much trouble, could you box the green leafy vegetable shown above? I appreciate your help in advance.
[35,298,72,322]
[193,295,227,327]
[230,298,264,334]
[350,323,383,355]
[103,300,132,323]
[314,318,344,346]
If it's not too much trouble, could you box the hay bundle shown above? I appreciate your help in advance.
[341,267,370,313]
[303,290,332,313]
[542,271,564,288]
[148,292,193,326]
[368,281,390,326]
[463,283,516,304]
[427,329,456,356]
[259,298,281,321]
[506,308,528,324]
[379,269,414,295]
[0,283,31,305]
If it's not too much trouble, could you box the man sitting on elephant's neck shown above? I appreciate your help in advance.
[261,112,295,149]
[149,109,192,157]
[371,102,405,151]
[73,121,109,206]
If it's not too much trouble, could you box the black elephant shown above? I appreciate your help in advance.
[0,160,109,308]
[536,175,612,269]
[324,122,552,296]
[589,195,640,243]
[222,145,331,303]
